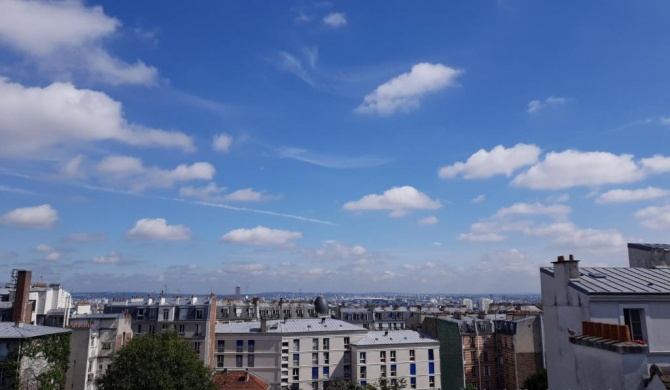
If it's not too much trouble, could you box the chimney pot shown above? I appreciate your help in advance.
[569,254,575,261]
[557,255,565,262]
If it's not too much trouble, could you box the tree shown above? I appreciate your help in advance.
[97,331,215,390]
[463,384,478,390]
[522,369,548,390]
[329,377,407,390]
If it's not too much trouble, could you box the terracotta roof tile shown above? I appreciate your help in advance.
[213,370,270,390]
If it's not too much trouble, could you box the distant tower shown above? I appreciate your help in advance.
[235,285,241,300]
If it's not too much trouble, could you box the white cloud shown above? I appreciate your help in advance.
[493,202,571,219]
[179,183,271,202]
[0,0,157,86]
[66,232,106,242]
[0,79,194,158]
[439,144,541,179]
[640,155,670,174]
[35,244,53,253]
[418,216,439,225]
[1,204,58,228]
[276,51,315,87]
[512,150,645,190]
[44,252,61,261]
[458,232,506,242]
[343,186,442,217]
[126,218,191,241]
[597,187,670,204]
[212,133,233,153]
[470,194,486,204]
[97,156,214,191]
[61,155,86,179]
[220,226,302,247]
[635,205,670,229]
[527,96,567,113]
[225,189,267,202]
[356,63,462,116]
[91,252,136,265]
[323,12,347,28]
[276,147,387,169]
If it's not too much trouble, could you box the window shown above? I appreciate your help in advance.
[217,340,225,352]
[361,381,367,387]
[236,340,243,352]
[195,324,201,335]
[312,367,318,380]
[484,365,490,377]
[410,377,416,389]
[360,366,366,379]
[248,340,255,353]
[323,366,329,379]
[390,365,397,377]
[344,351,350,363]
[217,355,224,368]
[344,337,350,347]
[312,353,319,365]
[236,355,243,368]
[194,342,201,355]
[179,324,185,333]
[323,338,329,350]
[410,363,416,376]
[483,351,488,361]
[163,309,169,320]
[195,308,204,320]
[101,342,111,350]
[472,366,477,377]
[137,308,145,320]
[428,349,434,361]
[292,368,299,381]
[391,379,397,386]
[312,338,319,351]
[380,365,386,377]
[312,382,318,390]
[471,351,476,361]
[624,308,645,341]
[409,350,415,361]
[344,365,351,378]
[137,324,142,334]
[359,352,366,364]
[293,354,300,366]
[323,352,329,364]
[380,351,386,362]
[148,325,155,334]
[390,350,396,362]
[429,376,435,388]
[248,355,255,367]
[429,362,434,375]
[294,339,300,351]
[162,324,168,330]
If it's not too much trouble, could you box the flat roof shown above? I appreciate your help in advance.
[351,330,439,346]
[541,266,670,295]
[216,318,366,335]
[0,322,71,339]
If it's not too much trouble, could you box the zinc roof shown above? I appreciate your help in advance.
[216,318,365,335]
[541,266,670,295]
[351,330,439,346]
[0,322,71,339]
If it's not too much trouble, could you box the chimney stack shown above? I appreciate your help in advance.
[553,254,580,283]
[12,270,32,324]
[260,317,267,332]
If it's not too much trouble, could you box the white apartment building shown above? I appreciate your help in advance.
[215,318,441,390]
[462,299,473,311]
[478,298,492,314]
[541,245,670,390]
[66,313,133,389]
[350,330,440,390]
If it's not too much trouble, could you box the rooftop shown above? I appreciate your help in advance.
[71,313,125,320]
[212,370,270,390]
[628,243,670,251]
[541,266,670,295]
[0,322,71,339]
[216,318,366,334]
[351,330,439,346]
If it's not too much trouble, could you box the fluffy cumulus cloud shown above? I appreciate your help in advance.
[0,0,157,85]
[640,155,670,174]
[527,96,567,113]
[126,218,191,241]
[635,205,670,229]
[418,216,439,225]
[526,222,627,254]
[512,150,646,190]
[356,63,462,116]
[221,226,302,247]
[322,12,347,28]
[179,183,270,202]
[212,133,233,152]
[1,204,58,228]
[343,186,442,217]
[439,144,541,179]
[0,79,194,158]
[597,187,670,204]
[97,156,214,191]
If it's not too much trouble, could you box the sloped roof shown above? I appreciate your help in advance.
[351,330,439,346]
[541,267,670,295]
[213,370,270,390]
[0,322,71,339]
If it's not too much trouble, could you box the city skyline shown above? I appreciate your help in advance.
[1,1,670,294]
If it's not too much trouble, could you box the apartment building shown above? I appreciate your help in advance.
[215,318,367,389]
[0,270,72,326]
[218,298,320,322]
[66,313,133,389]
[493,316,544,389]
[350,330,440,390]
[541,245,670,390]
[337,307,420,331]
[104,293,217,367]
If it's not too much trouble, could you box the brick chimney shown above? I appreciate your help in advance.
[12,270,32,323]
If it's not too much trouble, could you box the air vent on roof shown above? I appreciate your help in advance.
[588,271,607,279]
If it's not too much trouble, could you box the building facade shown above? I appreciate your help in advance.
[493,316,544,389]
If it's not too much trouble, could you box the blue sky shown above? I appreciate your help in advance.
[1,0,670,294]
